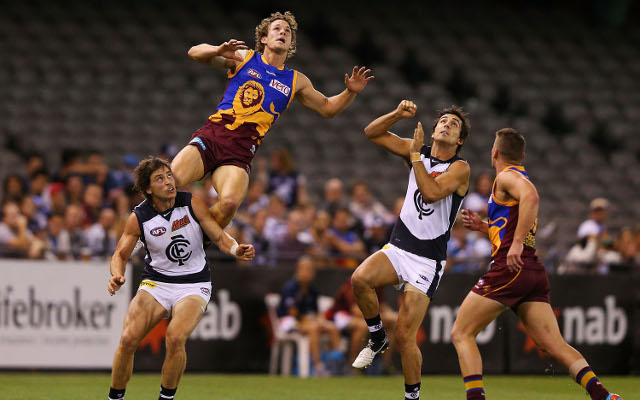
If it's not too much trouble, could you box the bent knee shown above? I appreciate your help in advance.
[351,271,371,291]
[119,330,143,352]
[165,331,188,351]
[217,197,242,215]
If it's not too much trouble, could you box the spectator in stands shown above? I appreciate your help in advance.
[577,197,610,240]
[446,216,492,272]
[106,153,138,195]
[275,208,313,261]
[85,149,109,186]
[24,152,45,178]
[65,174,85,206]
[2,174,26,203]
[242,179,269,216]
[363,215,391,254]
[64,203,89,259]
[320,178,348,215]
[20,195,47,234]
[28,169,50,215]
[615,227,639,270]
[277,256,343,376]
[327,208,366,266]
[85,208,117,259]
[83,183,104,225]
[0,201,45,258]
[328,278,397,368]
[48,183,67,216]
[46,214,71,260]
[349,181,394,228]
[242,208,272,266]
[308,209,332,261]
[263,194,288,242]
[463,172,493,217]
[267,148,308,207]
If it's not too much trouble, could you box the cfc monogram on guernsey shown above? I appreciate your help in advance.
[487,165,538,259]
[133,192,211,284]
[208,50,298,149]
[389,146,467,261]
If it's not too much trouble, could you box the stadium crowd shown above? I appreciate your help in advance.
[1,147,638,274]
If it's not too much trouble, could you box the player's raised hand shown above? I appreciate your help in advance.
[506,241,524,272]
[217,39,248,62]
[410,121,425,154]
[461,209,482,231]
[345,66,374,93]
[108,275,126,296]
[396,100,417,119]
[234,244,255,261]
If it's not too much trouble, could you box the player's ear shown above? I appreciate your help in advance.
[261,36,267,45]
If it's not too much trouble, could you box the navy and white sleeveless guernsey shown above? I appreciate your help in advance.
[389,146,468,261]
[133,191,211,284]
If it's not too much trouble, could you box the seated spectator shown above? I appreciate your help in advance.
[263,194,288,242]
[65,174,85,206]
[320,178,348,215]
[327,208,367,266]
[276,257,343,376]
[349,181,395,228]
[64,204,89,260]
[242,208,272,266]
[48,183,68,216]
[2,174,27,203]
[0,201,46,258]
[308,209,332,261]
[577,198,610,240]
[28,169,50,215]
[83,183,105,225]
[46,214,71,260]
[85,208,117,259]
[363,215,391,254]
[446,216,492,272]
[106,153,138,194]
[20,195,47,234]
[275,208,313,261]
[267,148,308,207]
[327,278,397,368]
[243,179,269,216]
[463,172,492,218]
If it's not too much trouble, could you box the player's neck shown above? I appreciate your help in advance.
[430,142,457,161]
[262,48,287,69]
[152,197,175,213]
[494,159,520,173]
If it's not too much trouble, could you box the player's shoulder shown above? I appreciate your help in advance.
[133,199,156,222]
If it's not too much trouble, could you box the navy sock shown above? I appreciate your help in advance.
[159,385,177,400]
[365,314,386,342]
[405,382,420,399]
[108,387,125,400]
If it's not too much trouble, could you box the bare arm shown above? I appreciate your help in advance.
[409,122,470,202]
[496,170,540,270]
[108,213,141,295]
[295,67,374,118]
[191,196,255,261]
[7,216,31,249]
[188,40,249,69]
[363,100,415,159]
[461,209,489,236]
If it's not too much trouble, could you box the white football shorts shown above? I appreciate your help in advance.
[379,243,445,298]
[137,279,212,317]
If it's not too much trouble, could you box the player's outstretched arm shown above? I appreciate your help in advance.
[295,67,374,118]
[364,100,416,159]
[410,122,470,203]
[496,170,539,270]
[191,196,255,261]
[108,213,141,296]
[188,40,249,69]
[461,209,489,236]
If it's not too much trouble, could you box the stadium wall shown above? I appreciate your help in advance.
[1,261,637,375]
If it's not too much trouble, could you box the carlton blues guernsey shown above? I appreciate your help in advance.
[133,191,211,284]
[389,146,468,261]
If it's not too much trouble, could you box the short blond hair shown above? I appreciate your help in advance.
[255,11,298,58]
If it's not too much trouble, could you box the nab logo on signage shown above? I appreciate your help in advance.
[269,79,291,96]
[166,235,192,266]
[413,189,434,220]
[191,290,242,340]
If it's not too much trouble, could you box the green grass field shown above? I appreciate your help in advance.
[1,373,633,399]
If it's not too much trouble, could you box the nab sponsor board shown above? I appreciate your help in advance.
[190,289,241,340]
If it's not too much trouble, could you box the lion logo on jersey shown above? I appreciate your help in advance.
[232,81,265,116]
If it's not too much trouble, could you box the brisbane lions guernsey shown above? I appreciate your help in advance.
[209,50,297,148]
[133,191,211,284]
[488,165,538,262]
[389,146,467,261]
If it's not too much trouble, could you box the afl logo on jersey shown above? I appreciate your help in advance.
[166,234,192,266]
[150,227,166,237]
[413,189,434,220]
[247,68,262,79]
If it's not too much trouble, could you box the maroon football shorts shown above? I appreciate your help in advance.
[188,116,258,178]
[471,256,551,311]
